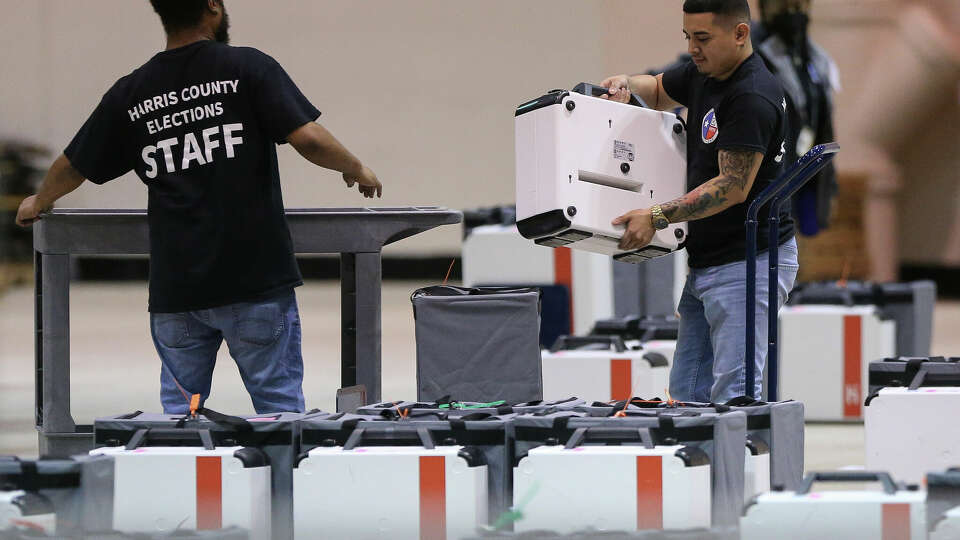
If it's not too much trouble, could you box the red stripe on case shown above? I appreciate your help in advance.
[195,456,222,530]
[611,359,633,401]
[882,503,911,540]
[419,456,446,540]
[843,315,863,418]
[554,247,574,333]
[636,456,663,530]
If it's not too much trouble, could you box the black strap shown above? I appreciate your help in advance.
[726,396,766,407]
[325,412,346,421]
[116,411,142,420]
[495,405,514,415]
[658,416,678,442]
[305,408,324,415]
[197,407,254,432]
[552,416,571,431]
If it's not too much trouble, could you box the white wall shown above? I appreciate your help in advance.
[3,0,956,262]
[0,0,681,255]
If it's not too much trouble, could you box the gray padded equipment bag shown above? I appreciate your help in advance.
[412,286,543,403]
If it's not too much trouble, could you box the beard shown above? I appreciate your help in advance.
[214,6,230,44]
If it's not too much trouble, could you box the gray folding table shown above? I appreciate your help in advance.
[32,207,461,457]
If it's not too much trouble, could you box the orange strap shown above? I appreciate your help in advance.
[190,394,201,418]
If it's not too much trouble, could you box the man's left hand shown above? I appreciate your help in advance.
[612,208,655,251]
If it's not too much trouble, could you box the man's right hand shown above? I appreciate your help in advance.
[15,195,49,227]
[599,74,632,103]
[343,165,382,199]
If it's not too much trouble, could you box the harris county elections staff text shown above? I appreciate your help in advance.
[130,80,245,179]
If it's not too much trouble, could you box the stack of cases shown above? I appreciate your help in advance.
[865,357,960,484]
[740,471,926,540]
[540,316,679,403]
[927,468,960,539]
[576,399,804,501]
[591,315,679,362]
[294,411,509,540]
[461,222,614,337]
[510,410,747,531]
[779,280,936,422]
[778,304,895,421]
[93,411,310,540]
[540,336,670,402]
[0,456,113,536]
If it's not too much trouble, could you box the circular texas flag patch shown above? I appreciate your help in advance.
[701,108,719,144]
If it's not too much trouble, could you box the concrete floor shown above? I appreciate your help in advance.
[2,282,959,474]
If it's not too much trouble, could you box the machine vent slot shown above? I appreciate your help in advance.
[578,170,644,192]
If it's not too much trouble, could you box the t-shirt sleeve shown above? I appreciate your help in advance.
[252,54,322,144]
[660,60,696,107]
[63,91,132,185]
[716,93,780,154]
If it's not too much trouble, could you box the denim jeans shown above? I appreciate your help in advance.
[150,290,305,414]
[670,238,799,403]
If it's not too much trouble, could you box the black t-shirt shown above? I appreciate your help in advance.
[64,41,321,312]
[661,53,793,268]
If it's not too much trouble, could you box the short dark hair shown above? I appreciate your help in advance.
[682,0,751,26]
[149,0,216,33]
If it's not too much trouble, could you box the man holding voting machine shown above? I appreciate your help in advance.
[601,0,796,403]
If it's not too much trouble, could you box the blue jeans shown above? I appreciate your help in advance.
[670,238,799,403]
[150,290,305,414]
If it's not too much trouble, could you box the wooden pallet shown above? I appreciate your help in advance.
[796,173,870,282]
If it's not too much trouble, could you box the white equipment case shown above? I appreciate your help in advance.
[540,335,670,402]
[294,414,494,540]
[511,411,747,527]
[741,471,926,540]
[515,83,687,263]
[865,385,960,485]
[514,444,711,533]
[778,305,896,421]
[91,437,271,539]
[462,223,614,335]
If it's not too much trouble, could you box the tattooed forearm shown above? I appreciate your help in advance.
[659,149,762,223]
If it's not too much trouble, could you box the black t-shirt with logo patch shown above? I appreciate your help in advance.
[661,53,793,269]
[64,41,320,312]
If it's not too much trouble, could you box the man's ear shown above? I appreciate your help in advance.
[735,22,750,45]
[207,0,220,14]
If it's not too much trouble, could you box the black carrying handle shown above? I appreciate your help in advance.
[343,426,435,450]
[550,335,627,353]
[572,82,649,108]
[798,471,898,495]
[564,427,655,449]
[125,428,215,451]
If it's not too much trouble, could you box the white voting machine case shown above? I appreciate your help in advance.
[740,472,925,540]
[778,305,896,421]
[514,444,711,533]
[515,84,687,263]
[91,445,271,539]
[294,445,487,540]
[866,386,960,485]
[541,335,671,402]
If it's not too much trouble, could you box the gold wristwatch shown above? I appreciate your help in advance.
[651,205,669,230]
